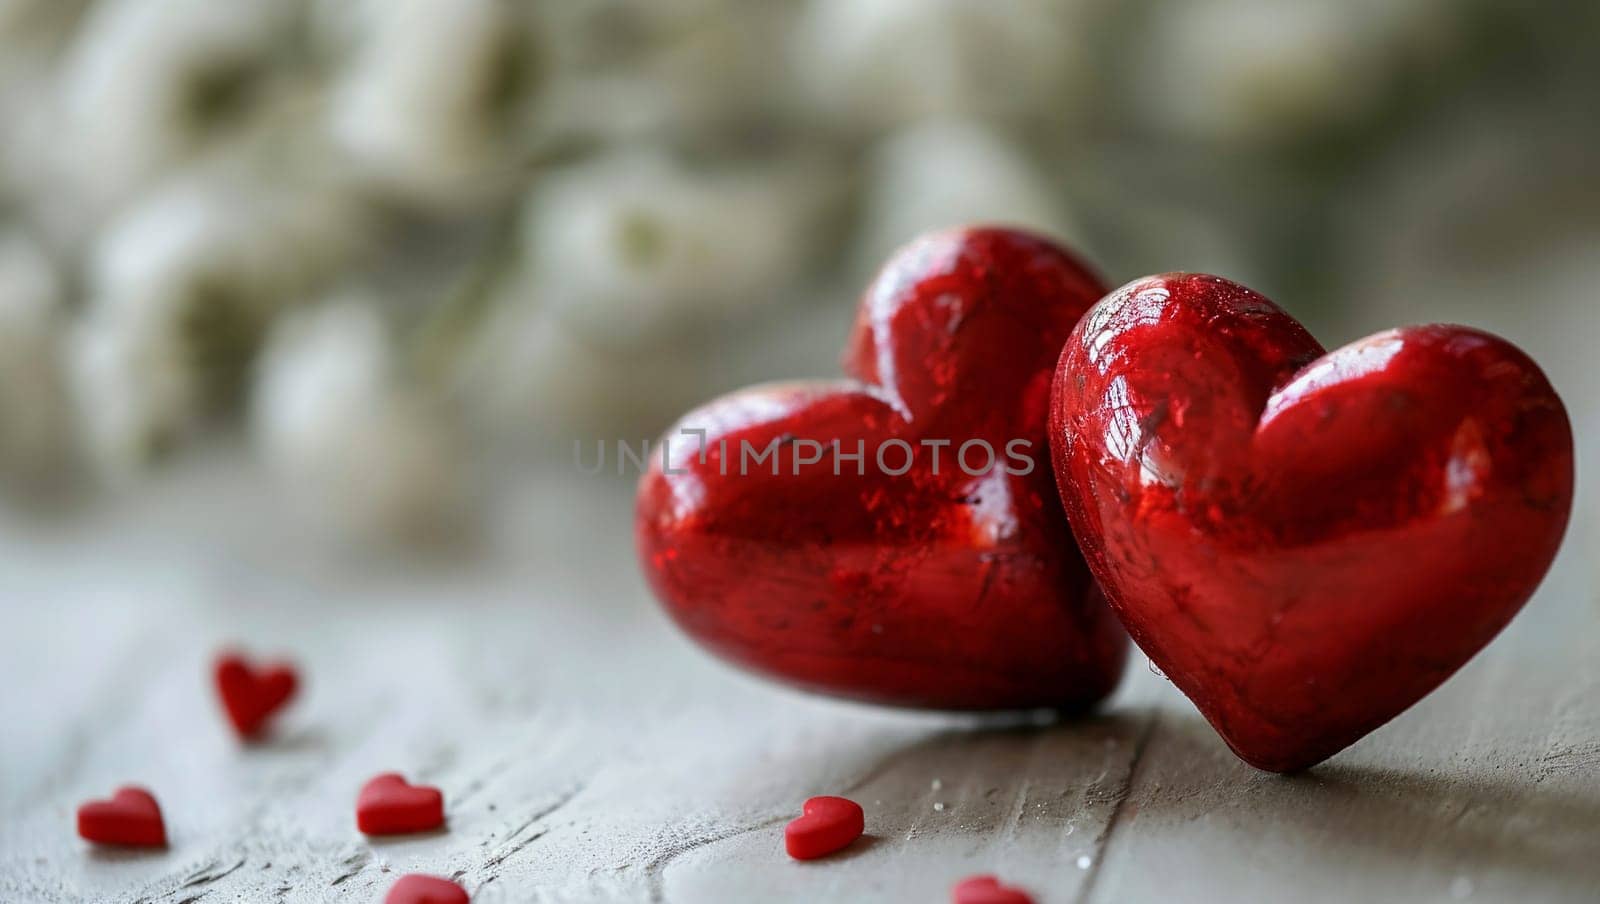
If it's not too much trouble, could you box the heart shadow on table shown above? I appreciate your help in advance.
[86,844,170,863]
[1089,706,1600,894]
[240,725,329,753]
[821,701,1600,895]
[830,707,1155,834]
[363,825,452,847]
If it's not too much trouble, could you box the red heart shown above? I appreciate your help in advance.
[214,651,298,740]
[385,874,468,904]
[784,795,864,860]
[952,875,1035,904]
[637,228,1128,709]
[357,773,445,835]
[77,786,166,847]
[1050,274,1574,771]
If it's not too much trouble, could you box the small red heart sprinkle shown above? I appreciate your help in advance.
[952,874,1035,904]
[214,651,299,740]
[384,874,468,904]
[784,796,863,860]
[357,773,445,835]
[76,786,166,847]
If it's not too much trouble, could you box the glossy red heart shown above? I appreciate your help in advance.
[952,875,1035,904]
[1050,274,1574,772]
[77,786,166,847]
[214,651,298,740]
[357,773,445,835]
[784,795,864,860]
[637,228,1128,709]
[385,874,469,904]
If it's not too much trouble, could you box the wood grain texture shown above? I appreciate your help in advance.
[3,271,1598,904]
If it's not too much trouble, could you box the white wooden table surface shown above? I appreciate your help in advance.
[2,292,1597,903]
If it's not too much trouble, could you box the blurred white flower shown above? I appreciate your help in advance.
[534,1,800,142]
[0,42,52,210]
[328,0,540,208]
[254,298,389,474]
[524,150,833,347]
[69,172,372,479]
[0,0,42,37]
[68,303,192,482]
[0,0,87,39]
[795,0,1094,129]
[859,120,1081,270]
[1133,0,1449,145]
[253,297,472,548]
[459,301,710,438]
[0,0,90,231]
[56,0,294,210]
[0,229,73,487]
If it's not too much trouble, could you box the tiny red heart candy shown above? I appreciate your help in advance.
[785,795,864,860]
[214,651,298,740]
[638,227,1128,710]
[385,874,468,904]
[952,875,1035,904]
[1050,274,1574,772]
[77,786,166,847]
[357,773,445,835]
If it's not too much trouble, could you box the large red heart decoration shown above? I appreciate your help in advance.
[1049,274,1574,771]
[77,786,167,847]
[637,228,1128,709]
[214,651,298,740]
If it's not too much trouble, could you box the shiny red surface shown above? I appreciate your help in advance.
[636,227,1128,710]
[1050,274,1575,772]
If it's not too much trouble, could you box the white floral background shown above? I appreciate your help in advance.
[0,0,1595,550]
